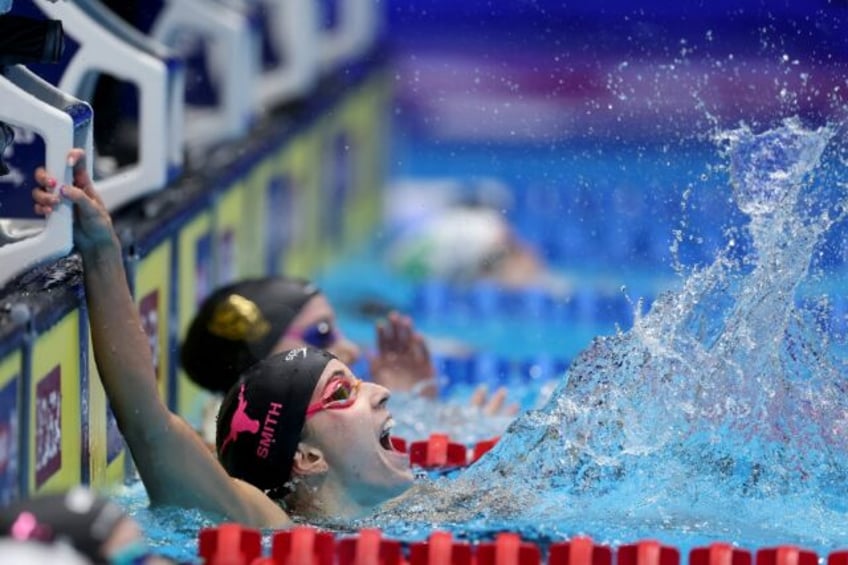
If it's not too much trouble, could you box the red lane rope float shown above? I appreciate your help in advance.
[476,532,542,565]
[198,523,262,565]
[195,525,846,565]
[548,535,613,565]
[337,527,406,565]
[267,525,335,565]
[399,434,501,470]
[409,531,473,565]
[470,436,499,464]
[618,540,680,565]
[830,550,848,565]
[409,434,467,469]
[756,547,818,565]
[690,543,751,565]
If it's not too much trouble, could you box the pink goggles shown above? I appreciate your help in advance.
[305,374,361,419]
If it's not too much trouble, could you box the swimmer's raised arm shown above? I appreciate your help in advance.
[32,149,290,528]
[370,312,517,415]
[370,311,437,396]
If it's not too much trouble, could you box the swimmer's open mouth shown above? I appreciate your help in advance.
[380,419,395,450]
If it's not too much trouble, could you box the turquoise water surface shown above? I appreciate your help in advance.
[115,116,848,563]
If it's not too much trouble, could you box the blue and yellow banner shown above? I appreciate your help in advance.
[176,212,215,428]
[285,130,325,277]
[242,159,273,279]
[133,242,173,409]
[28,311,81,495]
[215,181,247,286]
[317,108,355,258]
[313,73,390,264]
[352,74,391,239]
[0,350,21,504]
[265,141,299,277]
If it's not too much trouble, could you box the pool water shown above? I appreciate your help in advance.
[113,116,848,565]
[106,15,848,558]
[357,118,848,556]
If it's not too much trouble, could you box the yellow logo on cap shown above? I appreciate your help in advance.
[207,294,271,342]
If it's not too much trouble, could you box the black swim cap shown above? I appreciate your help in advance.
[181,277,321,393]
[0,486,127,564]
[216,346,336,495]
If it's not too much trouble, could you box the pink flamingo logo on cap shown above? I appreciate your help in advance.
[220,384,260,453]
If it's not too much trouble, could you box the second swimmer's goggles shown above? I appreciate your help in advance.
[304,373,361,419]
[285,319,342,349]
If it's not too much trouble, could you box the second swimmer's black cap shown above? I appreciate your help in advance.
[180,277,321,394]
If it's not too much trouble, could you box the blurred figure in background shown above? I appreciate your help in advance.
[384,178,570,294]
[0,540,91,565]
[0,486,179,564]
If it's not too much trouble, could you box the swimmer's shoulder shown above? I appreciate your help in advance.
[231,477,294,528]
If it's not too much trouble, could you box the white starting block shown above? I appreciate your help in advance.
[150,0,259,154]
[0,65,93,289]
[218,0,320,111]
[318,0,382,73]
[33,0,186,212]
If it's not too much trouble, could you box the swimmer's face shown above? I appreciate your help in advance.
[298,360,413,506]
[271,295,361,366]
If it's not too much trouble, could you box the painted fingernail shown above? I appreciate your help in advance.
[59,184,67,197]
[47,177,57,188]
